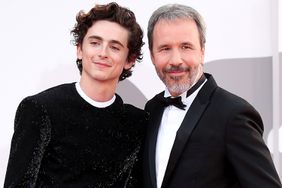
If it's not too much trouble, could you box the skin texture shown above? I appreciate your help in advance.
[77,20,134,101]
[151,19,205,97]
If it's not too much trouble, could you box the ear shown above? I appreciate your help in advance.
[124,60,134,70]
[77,44,83,60]
[124,55,136,70]
[150,51,156,65]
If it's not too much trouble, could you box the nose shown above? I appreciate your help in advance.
[169,49,183,65]
[98,44,108,58]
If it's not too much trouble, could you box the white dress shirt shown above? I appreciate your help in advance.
[155,80,206,188]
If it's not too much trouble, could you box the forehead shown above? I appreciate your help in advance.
[152,18,200,46]
[85,20,129,45]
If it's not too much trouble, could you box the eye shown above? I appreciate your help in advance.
[159,47,170,52]
[182,45,191,50]
[110,45,120,51]
[181,44,194,50]
[90,41,98,46]
[89,40,101,46]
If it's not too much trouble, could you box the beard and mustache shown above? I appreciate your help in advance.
[156,64,203,96]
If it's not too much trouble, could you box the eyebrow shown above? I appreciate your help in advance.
[156,42,195,49]
[88,35,125,48]
[182,42,194,46]
[156,44,169,49]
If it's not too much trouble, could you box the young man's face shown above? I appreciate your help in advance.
[77,20,133,84]
[151,19,205,96]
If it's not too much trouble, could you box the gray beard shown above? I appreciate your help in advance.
[166,81,191,95]
[157,64,203,96]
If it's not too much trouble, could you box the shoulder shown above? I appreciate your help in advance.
[16,83,76,118]
[35,83,75,99]
[114,94,148,128]
[214,86,257,112]
[212,86,263,130]
[22,83,76,104]
[203,73,255,111]
[124,103,148,121]
[145,91,164,111]
[115,94,147,117]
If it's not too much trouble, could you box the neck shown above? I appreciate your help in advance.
[79,76,118,102]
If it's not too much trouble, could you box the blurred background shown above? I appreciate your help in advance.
[0,0,281,186]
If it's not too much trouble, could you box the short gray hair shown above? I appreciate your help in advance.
[147,4,206,51]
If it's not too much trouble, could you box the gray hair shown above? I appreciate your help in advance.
[147,4,206,51]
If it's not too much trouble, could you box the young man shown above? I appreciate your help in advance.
[143,4,281,188]
[5,2,146,187]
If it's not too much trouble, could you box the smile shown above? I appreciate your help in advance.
[94,62,111,68]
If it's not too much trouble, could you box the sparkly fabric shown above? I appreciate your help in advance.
[5,83,148,188]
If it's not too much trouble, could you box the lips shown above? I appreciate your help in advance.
[167,71,186,78]
[168,70,184,74]
[166,66,189,73]
[93,61,111,68]
[166,67,189,75]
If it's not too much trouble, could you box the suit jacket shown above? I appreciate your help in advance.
[143,73,281,188]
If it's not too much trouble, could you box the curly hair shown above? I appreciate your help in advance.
[71,2,144,81]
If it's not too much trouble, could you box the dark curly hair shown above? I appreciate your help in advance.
[71,2,144,81]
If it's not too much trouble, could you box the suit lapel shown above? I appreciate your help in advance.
[146,92,166,188]
[161,73,218,187]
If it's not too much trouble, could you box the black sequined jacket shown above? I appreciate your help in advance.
[4,83,148,188]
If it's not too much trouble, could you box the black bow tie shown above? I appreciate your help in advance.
[157,74,206,110]
[157,96,186,110]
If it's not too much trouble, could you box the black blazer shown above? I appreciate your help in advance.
[143,73,281,188]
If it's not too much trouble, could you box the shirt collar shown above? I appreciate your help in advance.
[75,82,116,108]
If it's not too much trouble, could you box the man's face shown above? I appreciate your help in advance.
[77,20,133,85]
[151,19,205,96]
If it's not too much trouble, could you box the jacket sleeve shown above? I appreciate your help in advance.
[226,103,281,188]
[4,96,51,188]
